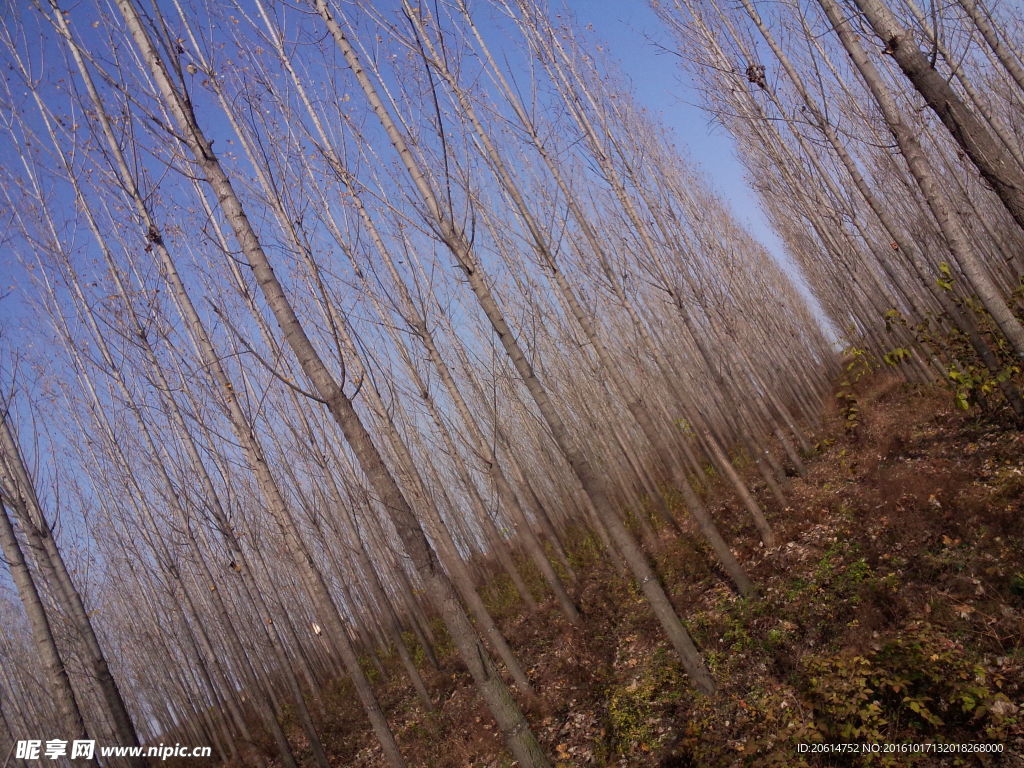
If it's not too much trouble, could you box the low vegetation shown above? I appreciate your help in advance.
[240,377,1022,767]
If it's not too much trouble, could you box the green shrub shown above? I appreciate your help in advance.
[799,624,1020,764]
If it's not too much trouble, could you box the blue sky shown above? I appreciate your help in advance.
[0,0,807,333]
[565,0,816,307]
[569,1,780,242]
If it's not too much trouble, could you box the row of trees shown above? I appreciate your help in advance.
[655,0,1024,416]
[2,0,1018,763]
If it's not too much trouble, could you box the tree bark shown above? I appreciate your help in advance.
[818,0,1024,360]
[0,501,87,743]
[851,0,1024,233]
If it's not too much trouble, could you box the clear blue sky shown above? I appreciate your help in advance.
[0,0,807,330]
[565,0,812,301]
[569,1,757,213]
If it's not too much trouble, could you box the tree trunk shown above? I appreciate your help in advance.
[112,2,550,765]
[817,0,1024,360]
[0,413,143,762]
[0,501,87,742]
[852,0,1024,233]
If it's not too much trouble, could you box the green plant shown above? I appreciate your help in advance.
[882,346,911,367]
[837,346,877,435]
[883,285,1023,416]
[480,573,521,619]
[947,362,1021,411]
[799,624,1021,763]
[605,648,684,756]
[936,261,955,292]
[1010,573,1024,597]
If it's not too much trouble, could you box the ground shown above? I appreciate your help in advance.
[223,375,1024,767]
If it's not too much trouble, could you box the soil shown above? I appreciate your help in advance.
[215,375,1024,767]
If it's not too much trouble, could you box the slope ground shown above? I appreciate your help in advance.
[203,376,1024,767]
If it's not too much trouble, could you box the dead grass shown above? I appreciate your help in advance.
[206,375,1024,767]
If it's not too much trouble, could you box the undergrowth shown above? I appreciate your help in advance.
[205,376,1024,768]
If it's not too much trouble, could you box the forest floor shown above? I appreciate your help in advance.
[245,375,1024,767]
